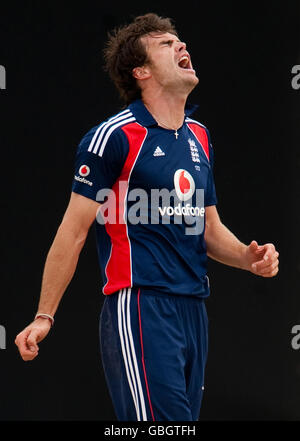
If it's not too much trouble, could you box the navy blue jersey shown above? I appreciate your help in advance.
[72,99,217,297]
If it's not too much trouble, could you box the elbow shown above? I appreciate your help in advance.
[204,218,215,241]
[204,218,223,252]
[57,219,88,250]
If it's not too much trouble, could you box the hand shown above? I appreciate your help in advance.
[245,240,279,277]
[15,318,51,361]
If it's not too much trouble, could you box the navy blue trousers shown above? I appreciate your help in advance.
[100,287,208,421]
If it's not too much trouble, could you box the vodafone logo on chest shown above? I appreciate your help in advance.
[157,168,204,220]
[174,169,195,201]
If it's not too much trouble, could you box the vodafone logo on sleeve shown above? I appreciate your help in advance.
[74,164,93,186]
[79,165,90,177]
[174,169,195,201]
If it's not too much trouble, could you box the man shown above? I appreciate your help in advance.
[15,13,279,421]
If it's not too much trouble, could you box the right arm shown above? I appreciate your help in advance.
[15,192,100,361]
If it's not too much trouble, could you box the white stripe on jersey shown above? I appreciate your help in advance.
[185,117,207,129]
[98,116,136,157]
[87,109,131,153]
[93,111,134,155]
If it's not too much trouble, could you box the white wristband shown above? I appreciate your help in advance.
[34,313,54,327]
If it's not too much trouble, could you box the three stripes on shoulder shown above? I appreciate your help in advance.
[88,109,136,157]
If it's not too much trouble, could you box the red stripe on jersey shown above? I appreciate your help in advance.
[103,122,147,295]
[187,123,210,161]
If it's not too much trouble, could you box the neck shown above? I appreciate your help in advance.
[142,90,187,130]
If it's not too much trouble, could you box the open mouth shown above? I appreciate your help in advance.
[178,55,194,72]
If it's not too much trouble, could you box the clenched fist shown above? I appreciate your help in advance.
[15,318,52,361]
[246,240,279,277]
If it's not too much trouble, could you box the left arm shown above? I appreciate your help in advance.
[204,205,279,277]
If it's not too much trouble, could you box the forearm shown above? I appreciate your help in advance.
[36,222,87,316]
[205,219,248,270]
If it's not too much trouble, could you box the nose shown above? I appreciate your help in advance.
[176,41,186,53]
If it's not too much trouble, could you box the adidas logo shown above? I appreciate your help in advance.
[153,146,165,157]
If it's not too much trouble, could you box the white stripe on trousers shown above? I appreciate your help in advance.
[117,288,147,421]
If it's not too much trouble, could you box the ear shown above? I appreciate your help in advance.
[132,66,151,80]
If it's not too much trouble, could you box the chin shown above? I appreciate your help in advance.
[167,73,199,94]
[184,75,199,93]
[191,75,199,86]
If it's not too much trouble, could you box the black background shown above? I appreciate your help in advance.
[0,0,299,421]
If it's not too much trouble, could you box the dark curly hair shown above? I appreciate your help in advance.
[103,13,178,105]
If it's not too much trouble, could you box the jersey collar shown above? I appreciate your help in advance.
[129,99,198,128]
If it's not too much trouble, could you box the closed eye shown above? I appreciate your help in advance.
[160,39,179,47]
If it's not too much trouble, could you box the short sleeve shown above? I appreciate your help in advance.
[72,125,129,201]
[204,128,218,207]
